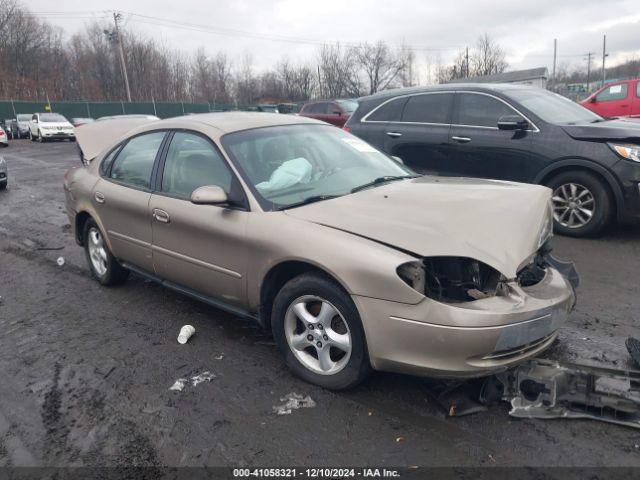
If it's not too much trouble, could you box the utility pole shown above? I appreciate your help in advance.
[465,47,469,78]
[552,39,557,90]
[601,35,608,87]
[585,52,594,93]
[104,12,131,102]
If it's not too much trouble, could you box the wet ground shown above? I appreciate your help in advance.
[1,140,639,468]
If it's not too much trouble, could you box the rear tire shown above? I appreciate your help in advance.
[272,273,371,390]
[83,218,129,286]
[547,170,613,237]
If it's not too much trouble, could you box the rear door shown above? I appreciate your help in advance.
[352,96,408,150]
[149,131,248,307]
[93,131,166,272]
[448,91,533,181]
[382,92,455,175]
[591,82,631,118]
[325,102,345,126]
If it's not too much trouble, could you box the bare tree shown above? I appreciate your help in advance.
[471,33,508,77]
[317,43,360,98]
[355,41,407,95]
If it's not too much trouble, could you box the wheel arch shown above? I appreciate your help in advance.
[259,260,349,331]
[75,211,92,246]
[534,159,623,220]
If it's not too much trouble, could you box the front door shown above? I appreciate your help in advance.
[448,92,533,182]
[93,131,166,271]
[150,131,248,307]
[591,82,631,118]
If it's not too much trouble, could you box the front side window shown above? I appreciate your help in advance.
[366,97,408,122]
[161,132,233,199]
[110,132,165,189]
[401,93,452,124]
[595,83,628,102]
[456,93,516,128]
[507,88,602,125]
[222,124,413,211]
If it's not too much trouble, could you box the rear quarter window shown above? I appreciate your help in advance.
[365,97,408,122]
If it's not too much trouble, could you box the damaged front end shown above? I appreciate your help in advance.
[397,242,579,306]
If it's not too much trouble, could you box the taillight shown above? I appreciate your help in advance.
[342,126,351,133]
[0,130,5,136]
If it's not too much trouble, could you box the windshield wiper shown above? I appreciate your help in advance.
[350,175,417,193]
[277,194,342,210]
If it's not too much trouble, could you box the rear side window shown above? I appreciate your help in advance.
[637,82,640,98]
[161,132,232,199]
[99,146,121,176]
[401,93,452,124]
[456,93,515,128]
[366,97,408,122]
[110,132,165,189]
[596,83,628,102]
[310,103,328,114]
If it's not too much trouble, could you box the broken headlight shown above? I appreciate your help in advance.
[397,257,503,303]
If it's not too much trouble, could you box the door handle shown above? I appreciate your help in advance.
[386,131,403,138]
[451,136,471,143]
[152,209,170,224]
[94,192,105,204]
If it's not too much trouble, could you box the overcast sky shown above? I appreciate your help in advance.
[28,0,640,79]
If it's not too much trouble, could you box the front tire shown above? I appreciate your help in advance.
[272,273,371,390]
[83,218,129,285]
[547,170,613,237]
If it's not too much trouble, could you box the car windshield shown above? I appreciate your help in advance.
[506,88,603,125]
[222,124,414,211]
[40,113,67,122]
[17,114,31,121]
[336,99,358,113]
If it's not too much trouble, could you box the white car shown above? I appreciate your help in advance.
[0,126,8,147]
[29,113,76,143]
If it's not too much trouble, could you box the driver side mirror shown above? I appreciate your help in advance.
[392,155,404,165]
[497,114,528,131]
[191,185,228,205]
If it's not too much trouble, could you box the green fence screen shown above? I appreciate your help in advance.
[0,101,240,120]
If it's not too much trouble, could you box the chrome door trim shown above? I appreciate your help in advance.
[151,244,242,279]
[108,230,151,248]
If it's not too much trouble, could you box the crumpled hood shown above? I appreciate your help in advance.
[285,176,552,278]
[561,119,640,142]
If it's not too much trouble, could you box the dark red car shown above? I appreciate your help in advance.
[581,78,640,118]
[299,99,358,127]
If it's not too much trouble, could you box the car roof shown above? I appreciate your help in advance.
[150,111,324,133]
[359,83,540,102]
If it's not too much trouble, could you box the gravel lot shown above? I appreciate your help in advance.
[1,140,639,469]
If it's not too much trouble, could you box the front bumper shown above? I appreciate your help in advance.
[41,130,75,139]
[353,266,575,379]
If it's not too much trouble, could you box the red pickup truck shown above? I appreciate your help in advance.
[581,78,640,118]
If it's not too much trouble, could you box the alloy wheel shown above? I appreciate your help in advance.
[87,227,108,276]
[552,182,595,229]
[284,295,352,375]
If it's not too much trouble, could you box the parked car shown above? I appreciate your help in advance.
[247,104,280,113]
[581,78,640,118]
[15,114,31,138]
[0,155,7,189]
[299,99,358,127]
[277,103,300,114]
[96,114,160,122]
[0,126,8,147]
[65,112,576,389]
[4,119,19,139]
[29,113,75,142]
[346,84,640,237]
[0,120,11,140]
[71,117,95,127]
